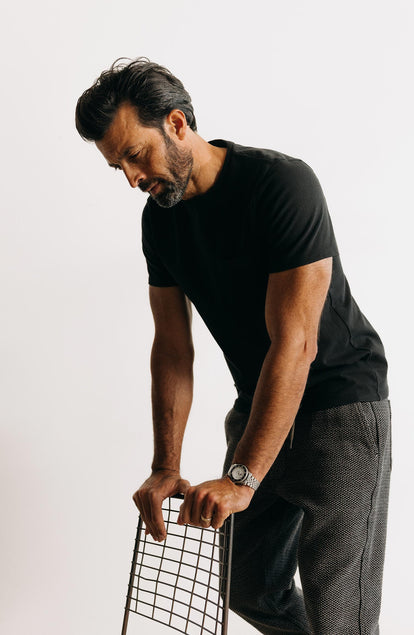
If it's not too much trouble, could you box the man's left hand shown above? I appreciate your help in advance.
[177,476,254,529]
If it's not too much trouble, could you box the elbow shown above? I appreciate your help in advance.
[305,339,318,363]
[151,336,195,367]
[294,337,318,364]
[270,333,318,364]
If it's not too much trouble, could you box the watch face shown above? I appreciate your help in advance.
[231,465,248,481]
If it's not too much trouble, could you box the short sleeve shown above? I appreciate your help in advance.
[259,159,339,273]
[141,202,178,287]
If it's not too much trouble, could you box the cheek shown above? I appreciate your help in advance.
[151,157,170,178]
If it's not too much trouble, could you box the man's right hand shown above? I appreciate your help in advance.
[132,470,190,542]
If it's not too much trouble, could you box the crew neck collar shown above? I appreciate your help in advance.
[147,140,234,209]
[182,139,234,205]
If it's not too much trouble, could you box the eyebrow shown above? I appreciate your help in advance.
[107,146,137,168]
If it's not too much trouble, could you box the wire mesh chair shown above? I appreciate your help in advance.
[121,494,234,635]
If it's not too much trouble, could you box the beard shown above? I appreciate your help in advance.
[139,134,194,208]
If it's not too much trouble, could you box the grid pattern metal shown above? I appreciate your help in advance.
[121,495,234,635]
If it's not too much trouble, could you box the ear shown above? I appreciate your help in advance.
[165,109,187,140]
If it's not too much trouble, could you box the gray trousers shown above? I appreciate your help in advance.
[223,399,392,635]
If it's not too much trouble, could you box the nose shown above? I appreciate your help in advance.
[123,164,145,189]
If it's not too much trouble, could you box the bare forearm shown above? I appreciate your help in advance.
[150,341,194,472]
[233,339,315,480]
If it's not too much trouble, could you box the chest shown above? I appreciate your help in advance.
[153,198,268,309]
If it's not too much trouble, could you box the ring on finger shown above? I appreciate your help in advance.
[200,514,212,523]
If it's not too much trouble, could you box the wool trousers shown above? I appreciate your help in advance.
[223,399,392,635]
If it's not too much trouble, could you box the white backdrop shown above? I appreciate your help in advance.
[1,1,413,633]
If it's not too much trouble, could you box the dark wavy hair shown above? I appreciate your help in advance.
[75,57,197,141]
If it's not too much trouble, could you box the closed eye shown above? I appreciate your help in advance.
[108,149,141,171]
[128,151,141,162]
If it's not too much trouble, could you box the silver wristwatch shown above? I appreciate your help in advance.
[227,464,260,491]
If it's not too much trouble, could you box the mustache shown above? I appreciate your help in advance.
[138,177,169,193]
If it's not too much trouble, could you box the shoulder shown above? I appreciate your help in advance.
[228,141,323,199]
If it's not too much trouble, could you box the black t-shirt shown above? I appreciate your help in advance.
[141,139,389,413]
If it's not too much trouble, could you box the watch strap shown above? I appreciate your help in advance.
[227,464,260,491]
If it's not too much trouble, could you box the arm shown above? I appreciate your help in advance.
[232,257,331,477]
[178,257,332,529]
[133,285,195,541]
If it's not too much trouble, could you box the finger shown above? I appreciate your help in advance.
[135,491,154,537]
[133,489,149,527]
[177,479,191,495]
[138,491,166,542]
[177,492,191,525]
[188,488,211,526]
[177,487,195,525]
[210,502,230,530]
[189,488,205,526]
[133,495,150,535]
[146,493,168,541]
[132,489,142,513]
[200,496,215,528]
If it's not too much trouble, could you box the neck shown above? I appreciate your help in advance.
[183,134,227,199]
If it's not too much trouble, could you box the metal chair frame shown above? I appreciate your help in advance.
[121,494,234,635]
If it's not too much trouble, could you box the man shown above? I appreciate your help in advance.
[76,58,391,634]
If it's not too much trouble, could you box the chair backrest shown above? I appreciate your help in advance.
[121,494,234,635]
